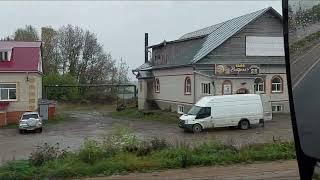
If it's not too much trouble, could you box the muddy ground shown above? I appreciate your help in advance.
[0,110,293,165]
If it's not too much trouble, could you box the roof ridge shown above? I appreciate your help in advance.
[179,7,271,40]
[191,7,278,63]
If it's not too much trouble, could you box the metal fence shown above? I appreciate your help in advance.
[43,84,137,109]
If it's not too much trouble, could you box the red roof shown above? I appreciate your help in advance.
[0,41,42,73]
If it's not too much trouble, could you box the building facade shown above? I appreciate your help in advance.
[134,7,289,114]
[0,41,43,126]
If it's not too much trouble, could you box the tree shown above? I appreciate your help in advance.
[41,27,61,74]
[14,25,39,41]
[58,25,84,76]
[116,58,130,83]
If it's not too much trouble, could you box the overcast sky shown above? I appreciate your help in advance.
[0,1,281,81]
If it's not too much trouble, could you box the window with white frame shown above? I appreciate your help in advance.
[254,78,265,93]
[201,82,211,94]
[177,105,184,114]
[0,84,17,100]
[184,77,191,95]
[272,105,283,112]
[155,78,160,93]
[0,51,9,61]
[271,76,283,93]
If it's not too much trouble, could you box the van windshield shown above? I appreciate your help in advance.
[187,106,202,115]
[187,106,211,117]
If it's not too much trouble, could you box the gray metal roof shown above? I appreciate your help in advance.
[179,22,224,40]
[134,7,283,72]
[191,7,278,63]
[133,61,152,71]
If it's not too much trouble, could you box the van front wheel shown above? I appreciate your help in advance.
[239,120,250,130]
[192,124,202,133]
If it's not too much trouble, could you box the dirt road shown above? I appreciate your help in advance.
[84,160,299,180]
[0,111,293,165]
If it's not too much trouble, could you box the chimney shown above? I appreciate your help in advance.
[145,33,148,63]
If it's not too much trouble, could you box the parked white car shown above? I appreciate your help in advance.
[19,112,43,134]
[178,94,264,133]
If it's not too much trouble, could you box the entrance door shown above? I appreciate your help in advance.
[236,88,249,94]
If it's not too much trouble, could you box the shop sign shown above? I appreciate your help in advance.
[215,64,259,75]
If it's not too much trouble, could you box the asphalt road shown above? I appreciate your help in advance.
[291,41,320,159]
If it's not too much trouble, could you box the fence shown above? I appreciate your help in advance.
[43,84,137,109]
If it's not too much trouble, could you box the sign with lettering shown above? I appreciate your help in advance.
[215,64,260,75]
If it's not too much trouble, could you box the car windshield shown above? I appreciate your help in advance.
[187,106,202,115]
[22,114,39,120]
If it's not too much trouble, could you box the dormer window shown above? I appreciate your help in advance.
[0,51,9,61]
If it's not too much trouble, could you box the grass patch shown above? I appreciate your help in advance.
[57,102,117,113]
[290,30,320,58]
[0,123,18,129]
[111,107,180,124]
[0,126,296,179]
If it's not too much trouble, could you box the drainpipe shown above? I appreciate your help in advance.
[193,65,196,104]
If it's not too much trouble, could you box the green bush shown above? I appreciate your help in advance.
[0,129,296,179]
[78,139,109,164]
[29,143,69,166]
[43,73,80,101]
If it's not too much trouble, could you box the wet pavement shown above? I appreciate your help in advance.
[0,111,293,165]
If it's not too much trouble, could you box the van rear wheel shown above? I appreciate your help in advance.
[239,120,250,130]
[192,124,202,133]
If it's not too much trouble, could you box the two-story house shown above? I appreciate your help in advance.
[0,41,43,126]
[133,7,289,114]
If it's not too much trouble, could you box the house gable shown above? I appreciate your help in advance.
[197,10,284,65]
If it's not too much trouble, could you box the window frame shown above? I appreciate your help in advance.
[0,83,17,101]
[184,77,192,95]
[0,51,9,61]
[222,80,232,95]
[155,78,160,93]
[177,105,184,114]
[254,77,265,93]
[272,104,283,112]
[200,82,211,95]
[271,76,283,93]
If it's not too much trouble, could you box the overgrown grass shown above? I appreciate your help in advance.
[0,126,296,179]
[290,30,320,58]
[111,107,180,124]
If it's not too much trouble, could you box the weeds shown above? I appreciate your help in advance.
[29,143,69,166]
[0,126,296,179]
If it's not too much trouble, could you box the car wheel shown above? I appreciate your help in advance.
[192,124,202,133]
[19,129,24,134]
[239,119,250,130]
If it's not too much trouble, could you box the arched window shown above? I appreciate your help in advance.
[222,80,232,95]
[184,77,191,95]
[155,78,160,93]
[271,76,283,93]
[254,77,265,93]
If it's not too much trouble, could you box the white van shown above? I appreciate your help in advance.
[178,94,264,133]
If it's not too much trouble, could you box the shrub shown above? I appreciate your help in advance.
[150,137,169,151]
[29,143,69,166]
[78,139,108,164]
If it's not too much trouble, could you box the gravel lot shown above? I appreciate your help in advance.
[0,110,293,165]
